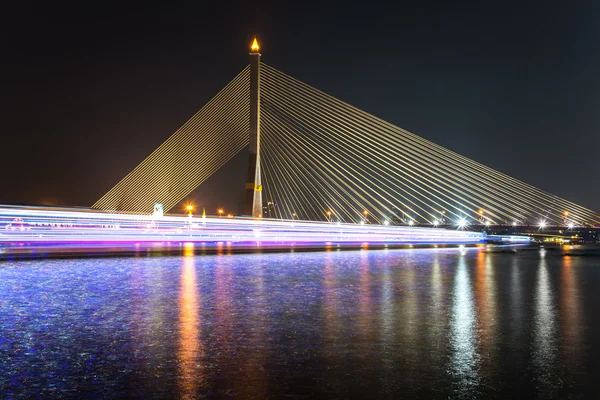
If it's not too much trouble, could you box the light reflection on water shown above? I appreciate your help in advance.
[178,243,202,399]
[533,257,559,396]
[450,255,480,396]
[474,248,498,385]
[1,248,599,398]
[560,255,584,389]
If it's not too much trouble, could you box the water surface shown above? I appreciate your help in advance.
[1,247,600,398]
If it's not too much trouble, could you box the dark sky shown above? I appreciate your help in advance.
[2,1,599,214]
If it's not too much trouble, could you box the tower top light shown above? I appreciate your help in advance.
[251,37,260,53]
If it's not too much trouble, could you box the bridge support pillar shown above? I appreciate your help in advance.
[244,38,262,217]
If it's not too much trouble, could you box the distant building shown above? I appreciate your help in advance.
[577,229,600,244]
[262,201,277,218]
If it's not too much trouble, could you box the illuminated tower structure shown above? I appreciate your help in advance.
[244,37,263,217]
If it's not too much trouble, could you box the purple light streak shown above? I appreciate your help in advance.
[0,205,531,257]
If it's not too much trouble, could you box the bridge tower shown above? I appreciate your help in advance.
[243,37,263,217]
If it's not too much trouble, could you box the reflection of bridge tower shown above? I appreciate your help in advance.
[243,37,263,217]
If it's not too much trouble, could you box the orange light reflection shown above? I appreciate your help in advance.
[178,243,203,399]
[560,256,581,371]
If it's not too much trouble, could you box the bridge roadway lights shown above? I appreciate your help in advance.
[0,205,500,260]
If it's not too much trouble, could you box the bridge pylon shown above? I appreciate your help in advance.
[243,37,263,217]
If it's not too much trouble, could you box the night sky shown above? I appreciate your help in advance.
[2,1,599,214]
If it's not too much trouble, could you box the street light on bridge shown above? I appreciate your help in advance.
[218,208,224,218]
[185,204,194,217]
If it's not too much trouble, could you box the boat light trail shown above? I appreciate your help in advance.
[0,205,496,257]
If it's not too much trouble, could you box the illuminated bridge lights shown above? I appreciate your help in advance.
[0,205,491,256]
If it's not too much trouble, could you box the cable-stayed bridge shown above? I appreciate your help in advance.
[92,39,599,229]
[1,39,598,259]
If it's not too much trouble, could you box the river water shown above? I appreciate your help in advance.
[1,247,599,399]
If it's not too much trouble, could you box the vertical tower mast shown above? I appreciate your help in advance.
[244,37,262,217]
